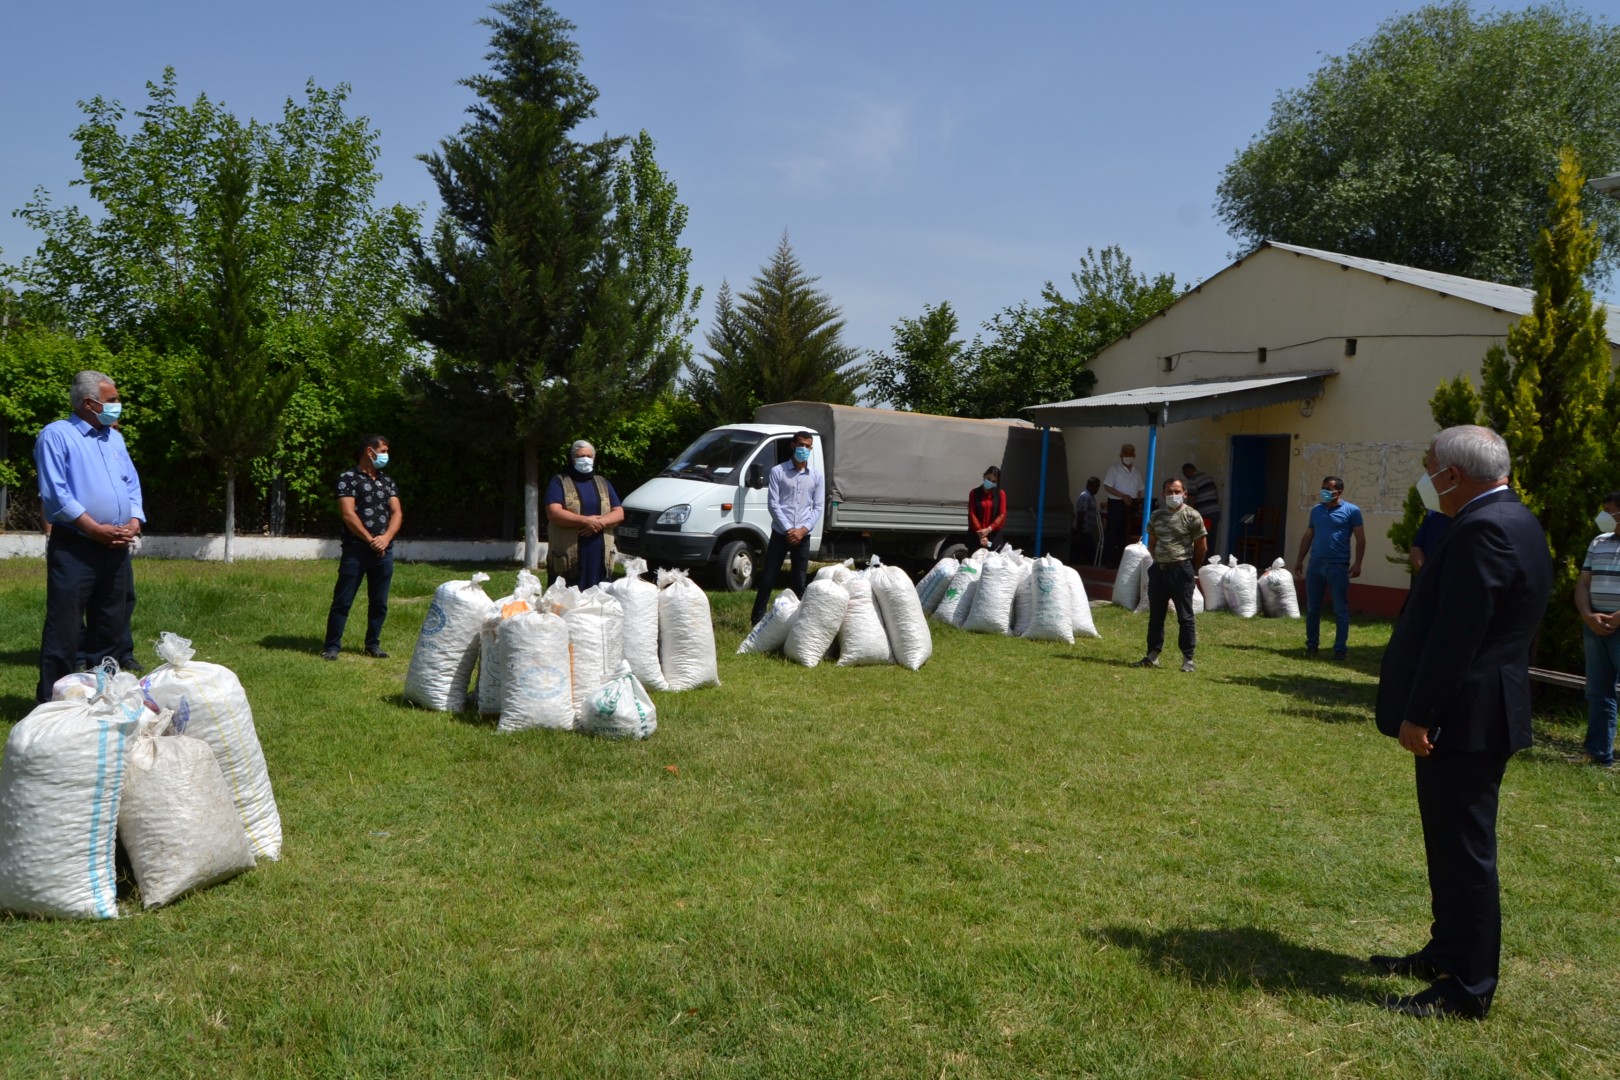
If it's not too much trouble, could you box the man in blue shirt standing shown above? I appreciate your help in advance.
[750,430,823,625]
[1293,475,1366,660]
[34,370,145,702]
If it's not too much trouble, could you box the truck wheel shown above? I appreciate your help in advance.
[715,539,758,592]
[940,540,971,563]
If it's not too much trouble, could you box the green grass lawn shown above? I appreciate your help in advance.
[0,558,1614,1079]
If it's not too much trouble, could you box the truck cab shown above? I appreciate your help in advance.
[615,424,824,591]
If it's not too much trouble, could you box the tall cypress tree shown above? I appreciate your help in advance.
[409,1,695,567]
[170,134,302,562]
[688,235,864,424]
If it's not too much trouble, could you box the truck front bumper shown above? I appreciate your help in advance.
[616,514,716,566]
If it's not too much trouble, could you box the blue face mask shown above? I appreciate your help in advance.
[373,452,389,469]
[982,478,995,490]
[92,400,123,426]
[1318,489,1335,504]
[793,446,811,464]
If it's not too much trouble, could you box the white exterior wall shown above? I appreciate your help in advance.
[1061,245,1620,596]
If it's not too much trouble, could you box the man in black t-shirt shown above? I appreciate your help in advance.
[322,434,402,660]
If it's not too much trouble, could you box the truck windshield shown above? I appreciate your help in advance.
[658,429,766,484]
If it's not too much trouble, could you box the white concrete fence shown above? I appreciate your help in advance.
[0,534,543,563]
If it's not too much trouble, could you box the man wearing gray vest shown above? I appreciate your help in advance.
[545,440,623,589]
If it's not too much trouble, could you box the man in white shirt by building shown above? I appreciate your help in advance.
[1101,443,1143,569]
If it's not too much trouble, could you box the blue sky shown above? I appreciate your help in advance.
[4,1,1618,357]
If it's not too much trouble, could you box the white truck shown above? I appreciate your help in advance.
[615,401,1070,590]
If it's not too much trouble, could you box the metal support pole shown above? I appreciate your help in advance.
[1140,410,1161,545]
[1034,426,1050,556]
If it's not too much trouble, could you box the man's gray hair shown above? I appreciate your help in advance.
[1432,425,1511,483]
[570,440,594,455]
[71,370,113,408]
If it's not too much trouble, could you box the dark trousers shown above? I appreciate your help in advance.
[1413,750,1510,1011]
[38,529,132,703]
[1145,560,1197,659]
[1103,499,1137,568]
[78,573,137,668]
[968,529,1005,554]
[324,543,395,651]
[1073,530,1098,566]
[750,530,809,624]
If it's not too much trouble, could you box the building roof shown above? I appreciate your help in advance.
[1025,370,1335,429]
[1261,241,1620,340]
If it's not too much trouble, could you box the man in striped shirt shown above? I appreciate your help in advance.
[1181,462,1221,551]
[1574,491,1620,767]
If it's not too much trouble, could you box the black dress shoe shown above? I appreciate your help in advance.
[365,647,390,659]
[119,656,146,675]
[1368,952,1443,981]
[1381,981,1488,1020]
[320,647,340,661]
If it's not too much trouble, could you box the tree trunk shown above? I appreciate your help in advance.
[524,437,540,570]
[503,452,518,542]
[269,475,287,536]
[0,415,9,530]
[224,472,236,564]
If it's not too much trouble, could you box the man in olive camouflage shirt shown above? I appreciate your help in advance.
[1133,475,1208,673]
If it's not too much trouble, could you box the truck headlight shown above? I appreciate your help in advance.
[656,504,691,527]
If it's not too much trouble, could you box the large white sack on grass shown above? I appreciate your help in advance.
[1259,558,1302,618]
[1134,550,1156,613]
[739,591,800,655]
[915,557,959,615]
[932,562,979,625]
[609,558,668,691]
[1062,567,1101,639]
[837,577,894,666]
[564,588,626,722]
[476,570,544,716]
[868,564,932,670]
[963,551,1020,635]
[404,574,495,712]
[142,633,282,861]
[1023,556,1075,643]
[814,559,856,583]
[0,688,144,919]
[579,663,657,740]
[119,720,255,909]
[1223,563,1260,618]
[1010,558,1037,637]
[1114,543,1150,609]
[499,611,574,732]
[657,570,720,691]
[1198,556,1230,613]
[783,578,849,667]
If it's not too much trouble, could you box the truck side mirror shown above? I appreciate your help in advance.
[747,462,768,489]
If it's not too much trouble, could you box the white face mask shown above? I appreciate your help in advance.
[1166,493,1184,508]
[1121,456,1135,467]
[1416,466,1456,514]
[1598,511,1617,534]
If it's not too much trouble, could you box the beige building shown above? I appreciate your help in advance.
[1029,241,1620,614]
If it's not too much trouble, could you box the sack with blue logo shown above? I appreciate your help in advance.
[404,574,496,712]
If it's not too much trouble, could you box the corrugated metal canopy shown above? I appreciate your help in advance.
[1024,370,1336,428]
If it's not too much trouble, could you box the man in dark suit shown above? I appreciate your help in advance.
[1372,425,1551,1020]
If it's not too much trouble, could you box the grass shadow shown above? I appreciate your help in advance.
[0,649,38,667]
[259,634,328,655]
[1217,673,1376,724]
[0,693,38,721]
[1096,925,1382,1004]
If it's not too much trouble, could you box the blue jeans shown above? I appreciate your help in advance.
[1582,627,1620,765]
[1305,562,1350,654]
[324,543,394,651]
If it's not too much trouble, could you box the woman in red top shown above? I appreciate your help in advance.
[968,465,1008,551]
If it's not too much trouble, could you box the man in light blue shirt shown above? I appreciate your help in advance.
[750,430,824,624]
[1293,474,1366,660]
[34,370,145,702]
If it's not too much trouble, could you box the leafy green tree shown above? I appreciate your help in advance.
[958,245,1178,419]
[1216,2,1620,287]
[7,68,420,534]
[168,137,302,562]
[687,235,864,424]
[1386,379,1484,562]
[1390,148,1611,666]
[408,0,697,567]
[866,302,968,415]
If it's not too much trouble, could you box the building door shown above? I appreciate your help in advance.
[1227,434,1291,567]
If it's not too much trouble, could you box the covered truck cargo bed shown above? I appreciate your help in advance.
[753,402,1069,541]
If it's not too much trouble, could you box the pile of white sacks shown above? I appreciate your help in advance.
[1112,544,1300,619]
[739,557,934,669]
[921,547,1100,644]
[0,633,280,919]
[402,560,718,739]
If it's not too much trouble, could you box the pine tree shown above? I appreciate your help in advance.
[408,0,695,567]
[687,235,864,423]
[169,135,303,562]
